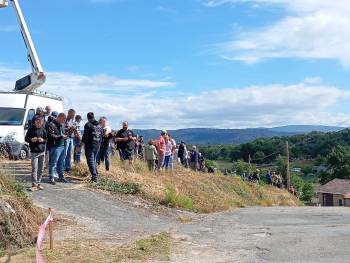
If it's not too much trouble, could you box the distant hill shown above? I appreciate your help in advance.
[133,125,344,145]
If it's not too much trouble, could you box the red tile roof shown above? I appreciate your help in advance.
[318,179,350,196]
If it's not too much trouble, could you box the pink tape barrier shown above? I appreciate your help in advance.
[35,211,53,263]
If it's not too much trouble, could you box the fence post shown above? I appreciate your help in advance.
[48,208,53,250]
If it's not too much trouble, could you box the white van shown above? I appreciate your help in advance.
[0,91,64,159]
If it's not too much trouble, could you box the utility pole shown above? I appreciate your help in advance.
[286,141,290,190]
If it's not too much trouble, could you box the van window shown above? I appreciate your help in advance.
[25,109,35,127]
[0,107,26,126]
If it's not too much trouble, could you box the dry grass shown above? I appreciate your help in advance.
[0,171,44,255]
[1,232,172,263]
[75,157,301,213]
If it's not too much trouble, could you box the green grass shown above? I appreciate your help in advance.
[213,160,233,170]
[162,184,194,211]
[93,178,141,194]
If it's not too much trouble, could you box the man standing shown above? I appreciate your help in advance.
[98,117,113,171]
[190,145,199,171]
[116,121,136,165]
[32,107,45,125]
[64,109,76,173]
[25,116,47,191]
[44,106,52,122]
[81,112,103,182]
[47,113,68,184]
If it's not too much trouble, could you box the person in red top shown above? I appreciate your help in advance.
[156,130,167,171]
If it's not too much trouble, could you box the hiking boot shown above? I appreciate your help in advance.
[37,184,44,190]
[49,178,56,185]
[30,183,38,191]
[58,178,69,183]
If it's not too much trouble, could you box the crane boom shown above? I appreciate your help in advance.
[1,0,46,92]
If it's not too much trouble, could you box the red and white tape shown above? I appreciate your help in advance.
[36,211,53,263]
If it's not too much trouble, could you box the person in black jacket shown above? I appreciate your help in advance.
[47,113,67,184]
[25,116,47,191]
[81,112,103,182]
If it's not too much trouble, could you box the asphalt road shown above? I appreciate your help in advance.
[3,161,350,262]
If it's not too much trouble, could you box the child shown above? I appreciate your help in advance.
[73,115,82,163]
[144,139,158,172]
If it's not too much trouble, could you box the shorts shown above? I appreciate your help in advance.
[119,148,134,160]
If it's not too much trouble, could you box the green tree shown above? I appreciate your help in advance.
[234,160,256,175]
[301,182,315,202]
[326,145,350,182]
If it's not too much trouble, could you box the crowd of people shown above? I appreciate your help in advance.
[25,107,205,191]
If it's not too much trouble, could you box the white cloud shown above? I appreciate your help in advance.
[1,65,349,129]
[204,0,350,67]
[0,25,17,32]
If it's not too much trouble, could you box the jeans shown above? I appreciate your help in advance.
[49,146,65,179]
[31,152,45,184]
[64,138,74,171]
[163,155,171,169]
[85,148,99,181]
[157,152,165,170]
[98,147,110,171]
[73,138,81,163]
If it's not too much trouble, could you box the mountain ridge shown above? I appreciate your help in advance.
[133,125,344,145]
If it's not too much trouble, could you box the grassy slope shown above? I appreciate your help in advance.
[0,170,44,255]
[72,157,301,213]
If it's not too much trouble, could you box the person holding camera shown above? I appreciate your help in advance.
[47,113,68,184]
[25,116,47,191]
[64,109,76,172]
[116,121,136,165]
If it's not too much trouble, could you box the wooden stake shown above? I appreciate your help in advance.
[286,141,291,190]
[48,208,53,250]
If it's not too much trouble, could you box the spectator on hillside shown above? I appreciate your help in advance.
[190,145,199,171]
[198,152,205,171]
[266,170,272,185]
[45,111,58,169]
[144,139,158,172]
[47,113,67,184]
[163,134,173,170]
[97,117,113,171]
[178,141,186,165]
[44,106,52,122]
[81,112,103,182]
[116,121,137,165]
[156,130,167,170]
[25,116,47,191]
[168,134,176,170]
[138,136,145,160]
[32,107,45,125]
[64,109,76,172]
[73,115,83,163]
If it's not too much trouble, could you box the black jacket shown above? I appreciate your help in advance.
[47,120,65,148]
[82,119,102,150]
[25,126,47,153]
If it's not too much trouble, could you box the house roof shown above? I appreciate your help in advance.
[318,179,350,196]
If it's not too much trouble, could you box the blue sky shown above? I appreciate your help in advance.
[1,0,350,129]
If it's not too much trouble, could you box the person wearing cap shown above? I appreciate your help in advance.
[31,107,45,126]
[81,112,103,182]
[116,121,137,165]
[47,113,68,184]
[190,145,199,171]
[156,130,167,171]
[25,115,47,191]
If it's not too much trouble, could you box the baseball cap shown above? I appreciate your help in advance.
[51,111,58,117]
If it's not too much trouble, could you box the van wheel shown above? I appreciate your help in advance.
[19,145,29,160]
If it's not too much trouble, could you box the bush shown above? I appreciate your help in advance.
[162,184,194,211]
